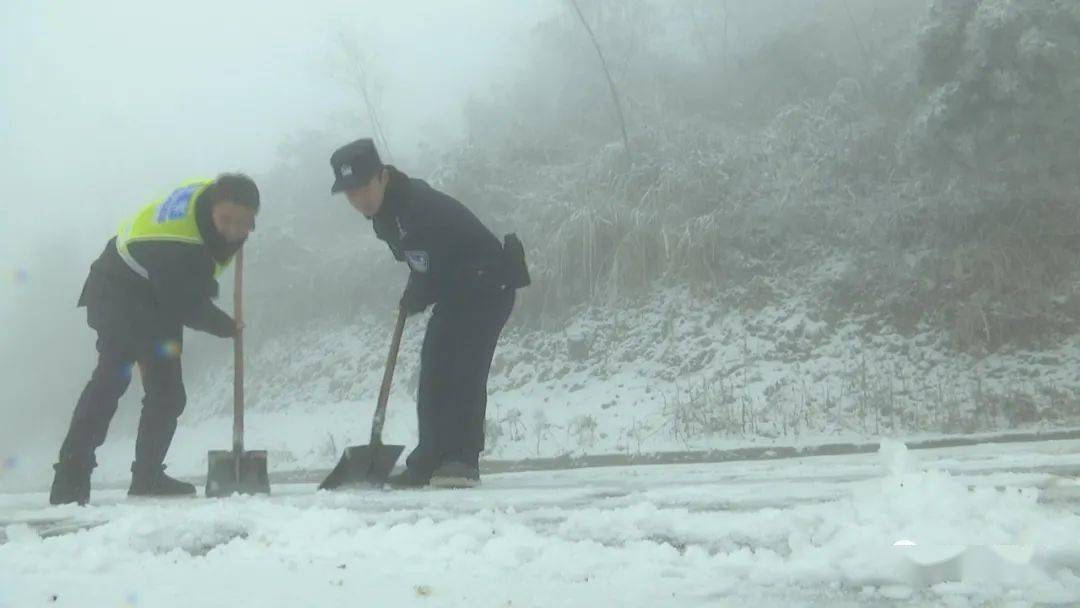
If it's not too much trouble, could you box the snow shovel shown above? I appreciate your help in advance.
[318,307,407,490]
[206,248,270,498]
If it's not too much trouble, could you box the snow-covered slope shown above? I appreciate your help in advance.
[7,288,1080,491]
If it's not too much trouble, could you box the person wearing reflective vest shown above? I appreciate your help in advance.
[49,174,260,506]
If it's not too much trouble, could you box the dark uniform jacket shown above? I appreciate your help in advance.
[78,191,239,342]
[371,167,521,312]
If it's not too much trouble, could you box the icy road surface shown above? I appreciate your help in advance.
[3,440,1080,607]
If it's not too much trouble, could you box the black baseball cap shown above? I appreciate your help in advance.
[330,138,383,194]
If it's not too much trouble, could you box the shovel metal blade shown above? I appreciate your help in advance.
[318,444,404,491]
[205,450,270,498]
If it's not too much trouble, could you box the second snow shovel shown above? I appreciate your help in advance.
[319,307,407,490]
[206,248,270,498]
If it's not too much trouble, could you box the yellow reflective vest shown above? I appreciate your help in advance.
[115,180,231,279]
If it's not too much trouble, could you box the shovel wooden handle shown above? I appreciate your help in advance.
[371,307,407,445]
[233,248,245,458]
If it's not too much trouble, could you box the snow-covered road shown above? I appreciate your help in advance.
[3,440,1080,607]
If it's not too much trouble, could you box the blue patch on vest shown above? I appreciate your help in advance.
[156,185,199,223]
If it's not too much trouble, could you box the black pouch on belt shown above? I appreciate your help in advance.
[502,233,531,289]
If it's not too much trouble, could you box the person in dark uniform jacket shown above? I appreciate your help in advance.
[329,138,529,488]
[49,174,260,505]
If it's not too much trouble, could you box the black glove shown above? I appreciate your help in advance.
[400,276,433,316]
[187,300,237,338]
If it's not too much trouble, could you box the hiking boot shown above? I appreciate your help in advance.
[429,461,480,489]
[49,456,96,506]
[128,463,196,497]
[387,467,432,489]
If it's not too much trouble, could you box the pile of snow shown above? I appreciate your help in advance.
[3,442,1080,607]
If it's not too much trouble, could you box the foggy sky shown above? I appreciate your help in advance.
[1,0,555,246]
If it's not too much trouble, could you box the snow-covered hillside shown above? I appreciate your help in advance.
[8,287,1080,492]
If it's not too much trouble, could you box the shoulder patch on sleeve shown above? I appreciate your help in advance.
[404,250,430,273]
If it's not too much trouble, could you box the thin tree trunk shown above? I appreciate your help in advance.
[724,0,729,78]
[842,0,871,77]
[567,0,632,167]
[338,31,394,163]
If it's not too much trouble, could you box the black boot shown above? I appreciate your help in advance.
[429,461,480,489]
[387,467,432,489]
[128,463,196,497]
[49,456,96,506]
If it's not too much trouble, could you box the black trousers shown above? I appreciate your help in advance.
[406,290,514,473]
[58,326,186,470]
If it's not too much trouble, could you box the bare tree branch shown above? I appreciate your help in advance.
[336,29,395,163]
[567,0,632,167]
[842,0,872,77]
[724,0,730,78]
